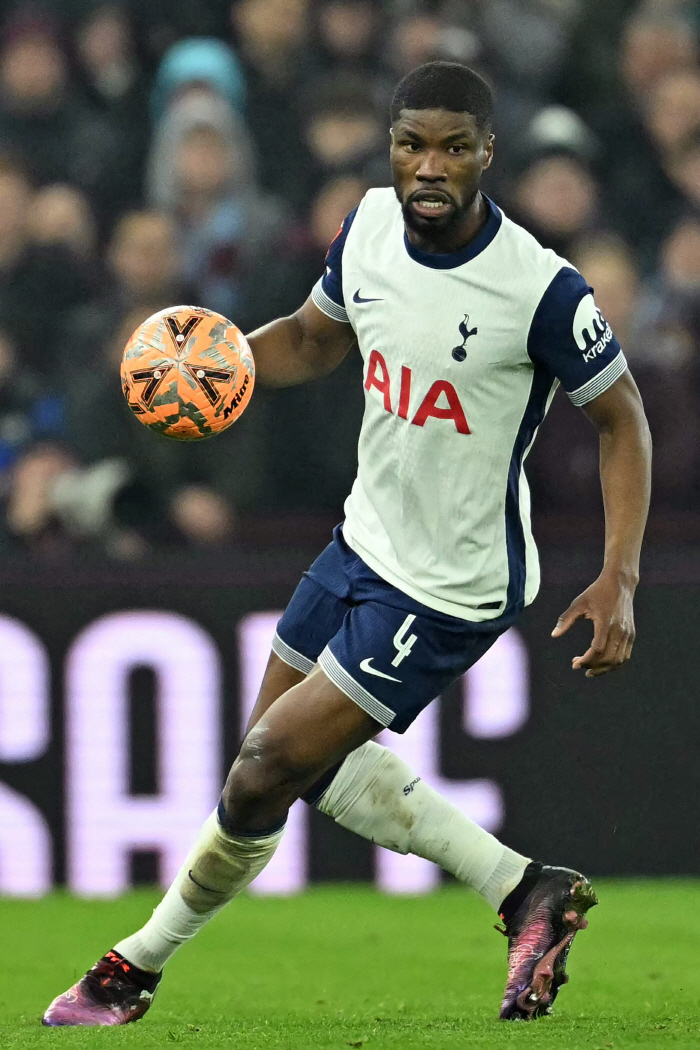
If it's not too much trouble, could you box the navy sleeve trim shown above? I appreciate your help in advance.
[568,350,627,406]
[312,278,350,322]
[318,205,358,310]
[527,266,624,397]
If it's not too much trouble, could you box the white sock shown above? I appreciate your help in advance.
[316,741,529,910]
[114,810,283,972]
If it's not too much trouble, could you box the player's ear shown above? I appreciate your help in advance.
[482,133,495,171]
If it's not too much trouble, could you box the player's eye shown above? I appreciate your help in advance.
[402,141,422,152]
[448,144,468,155]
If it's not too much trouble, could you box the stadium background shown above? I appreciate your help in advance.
[0,0,698,898]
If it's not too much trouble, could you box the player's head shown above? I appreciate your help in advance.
[390,62,494,239]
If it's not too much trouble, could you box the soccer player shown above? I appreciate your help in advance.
[44,62,651,1026]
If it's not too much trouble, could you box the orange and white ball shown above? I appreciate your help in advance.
[121,305,255,440]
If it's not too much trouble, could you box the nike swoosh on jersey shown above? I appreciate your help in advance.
[359,658,401,682]
[353,290,384,303]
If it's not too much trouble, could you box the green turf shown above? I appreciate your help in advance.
[1,882,699,1048]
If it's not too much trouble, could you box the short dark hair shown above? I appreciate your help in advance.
[390,61,493,131]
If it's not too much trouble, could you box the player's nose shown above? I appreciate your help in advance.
[415,150,447,181]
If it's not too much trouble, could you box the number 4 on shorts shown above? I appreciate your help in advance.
[391,615,417,667]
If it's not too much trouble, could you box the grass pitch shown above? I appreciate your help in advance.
[1,882,699,1049]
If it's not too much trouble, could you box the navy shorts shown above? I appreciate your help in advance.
[273,526,517,733]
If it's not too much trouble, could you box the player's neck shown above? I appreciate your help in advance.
[404,191,487,255]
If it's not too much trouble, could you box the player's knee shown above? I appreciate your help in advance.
[221,726,317,825]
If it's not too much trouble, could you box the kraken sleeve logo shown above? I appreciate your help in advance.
[572,293,613,362]
[184,365,234,405]
[129,365,174,408]
[165,315,203,352]
[573,294,605,349]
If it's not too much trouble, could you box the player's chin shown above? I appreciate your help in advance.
[403,203,457,233]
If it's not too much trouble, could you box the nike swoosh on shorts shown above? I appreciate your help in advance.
[353,290,384,303]
[359,658,401,682]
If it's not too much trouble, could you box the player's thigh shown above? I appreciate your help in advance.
[253,665,381,768]
[246,568,350,732]
[244,652,305,735]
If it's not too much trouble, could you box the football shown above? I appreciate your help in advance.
[120,305,255,440]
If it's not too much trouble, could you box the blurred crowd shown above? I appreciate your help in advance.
[0,0,697,559]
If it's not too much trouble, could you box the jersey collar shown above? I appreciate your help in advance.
[402,195,502,269]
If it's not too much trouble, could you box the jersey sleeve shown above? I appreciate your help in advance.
[527,267,627,407]
[310,206,358,324]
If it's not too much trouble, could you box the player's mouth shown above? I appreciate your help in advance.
[408,190,455,220]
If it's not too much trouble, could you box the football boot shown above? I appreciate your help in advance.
[42,949,160,1026]
[497,862,598,1020]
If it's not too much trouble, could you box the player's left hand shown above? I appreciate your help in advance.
[551,572,636,678]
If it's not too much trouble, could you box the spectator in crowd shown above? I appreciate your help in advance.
[74,4,146,118]
[147,67,289,326]
[3,442,77,554]
[59,209,187,400]
[630,216,700,508]
[579,8,699,258]
[73,4,150,210]
[645,67,700,155]
[636,215,700,367]
[619,8,697,99]
[466,0,578,147]
[0,155,32,283]
[386,12,445,78]
[508,150,602,256]
[19,213,183,554]
[0,157,95,383]
[312,0,387,82]
[0,10,138,230]
[641,69,700,223]
[665,125,700,208]
[230,0,316,209]
[302,75,388,192]
[28,184,98,261]
[0,329,63,500]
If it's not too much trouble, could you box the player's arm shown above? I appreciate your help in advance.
[527,267,652,676]
[246,296,356,387]
[247,204,359,387]
[551,371,652,676]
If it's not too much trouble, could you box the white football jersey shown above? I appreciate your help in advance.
[311,189,626,622]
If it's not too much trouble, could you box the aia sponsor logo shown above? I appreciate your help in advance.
[364,350,470,435]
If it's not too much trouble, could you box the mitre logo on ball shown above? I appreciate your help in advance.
[120,305,255,440]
